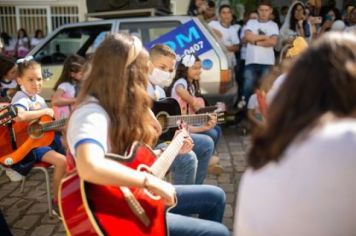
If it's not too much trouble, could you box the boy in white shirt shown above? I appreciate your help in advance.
[243,0,279,102]
[208,4,240,67]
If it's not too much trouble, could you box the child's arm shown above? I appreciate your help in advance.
[247,108,264,127]
[52,89,76,106]
[15,107,54,122]
[175,85,202,111]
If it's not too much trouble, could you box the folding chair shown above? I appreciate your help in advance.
[20,162,53,217]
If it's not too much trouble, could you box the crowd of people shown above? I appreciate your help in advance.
[0,28,44,59]
[0,0,356,235]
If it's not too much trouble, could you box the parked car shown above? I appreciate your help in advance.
[29,16,237,108]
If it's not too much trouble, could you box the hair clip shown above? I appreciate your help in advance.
[16,56,34,64]
[181,54,196,67]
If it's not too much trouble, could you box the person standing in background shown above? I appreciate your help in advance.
[15,28,30,59]
[242,0,279,102]
[30,29,44,49]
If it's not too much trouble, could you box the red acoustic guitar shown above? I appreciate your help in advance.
[0,115,66,166]
[59,129,188,236]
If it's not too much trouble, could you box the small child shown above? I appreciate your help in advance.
[247,82,266,133]
[9,57,66,215]
[0,54,17,102]
[51,54,85,119]
[168,53,223,175]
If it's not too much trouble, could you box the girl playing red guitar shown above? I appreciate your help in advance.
[65,33,229,236]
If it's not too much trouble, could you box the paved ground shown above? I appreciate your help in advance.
[0,124,250,235]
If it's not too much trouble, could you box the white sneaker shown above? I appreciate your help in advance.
[5,169,23,182]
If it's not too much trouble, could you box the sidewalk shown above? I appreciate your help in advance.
[0,125,250,235]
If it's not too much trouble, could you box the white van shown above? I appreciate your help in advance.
[29,16,237,108]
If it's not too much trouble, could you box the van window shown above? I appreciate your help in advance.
[34,24,112,65]
[119,21,180,44]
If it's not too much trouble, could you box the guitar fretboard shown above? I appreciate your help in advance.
[150,132,186,179]
[42,118,67,131]
[167,114,210,127]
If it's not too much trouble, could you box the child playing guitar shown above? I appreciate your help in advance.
[64,33,229,236]
[168,53,224,175]
[10,57,66,215]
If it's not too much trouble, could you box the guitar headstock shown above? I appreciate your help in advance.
[0,104,18,126]
[215,102,226,113]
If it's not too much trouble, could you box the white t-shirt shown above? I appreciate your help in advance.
[67,97,110,155]
[344,25,356,32]
[147,82,166,101]
[208,20,240,66]
[30,37,42,48]
[0,80,17,89]
[171,78,195,101]
[247,94,259,110]
[57,82,76,98]
[266,73,286,105]
[234,119,356,236]
[11,91,47,111]
[244,19,279,65]
[240,25,248,60]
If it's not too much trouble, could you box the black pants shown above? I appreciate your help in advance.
[0,210,12,236]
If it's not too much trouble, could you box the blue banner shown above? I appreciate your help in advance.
[145,20,212,60]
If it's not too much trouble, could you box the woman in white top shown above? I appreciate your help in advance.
[30,29,44,49]
[278,1,312,51]
[235,32,356,236]
[15,28,30,59]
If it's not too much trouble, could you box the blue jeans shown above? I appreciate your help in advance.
[200,126,222,151]
[155,143,198,185]
[168,185,229,236]
[243,64,272,101]
[191,133,214,184]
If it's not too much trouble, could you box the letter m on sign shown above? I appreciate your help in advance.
[176,26,201,48]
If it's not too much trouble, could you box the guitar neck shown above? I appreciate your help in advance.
[42,118,67,131]
[166,114,210,128]
[150,133,185,179]
[196,105,217,114]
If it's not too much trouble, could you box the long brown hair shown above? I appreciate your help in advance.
[249,32,356,170]
[166,54,201,97]
[76,33,156,155]
[53,54,85,90]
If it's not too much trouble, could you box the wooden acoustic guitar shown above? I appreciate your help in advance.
[152,98,226,141]
[59,129,188,236]
[0,115,66,166]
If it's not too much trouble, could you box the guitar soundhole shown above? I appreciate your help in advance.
[28,123,44,139]
[156,113,168,132]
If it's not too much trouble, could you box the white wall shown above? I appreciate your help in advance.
[0,0,87,21]
[171,0,190,15]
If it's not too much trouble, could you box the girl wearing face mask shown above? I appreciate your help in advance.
[148,44,218,182]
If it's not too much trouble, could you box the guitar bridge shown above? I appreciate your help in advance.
[120,187,151,227]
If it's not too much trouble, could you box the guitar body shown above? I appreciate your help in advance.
[0,115,55,165]
[59,142,168,236]
[152,98,181,141]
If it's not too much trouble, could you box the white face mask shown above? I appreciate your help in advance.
[149,68,173,88]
